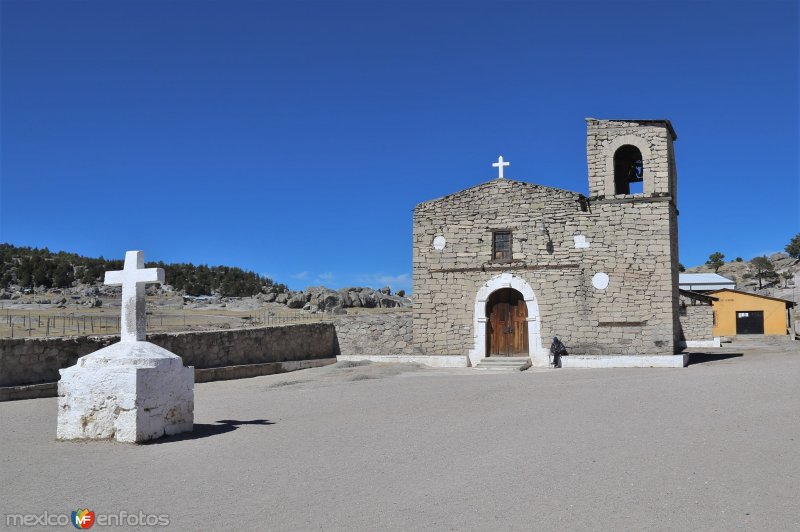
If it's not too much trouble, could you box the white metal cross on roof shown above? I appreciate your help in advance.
[492,156,510,179]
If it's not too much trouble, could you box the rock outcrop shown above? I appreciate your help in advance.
[1,281,411,313]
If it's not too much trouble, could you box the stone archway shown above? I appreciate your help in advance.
[468,273,548,367]
[486,288,528,356]
[602,134,653,196]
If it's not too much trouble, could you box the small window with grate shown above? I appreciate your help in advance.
[492,231,512,261]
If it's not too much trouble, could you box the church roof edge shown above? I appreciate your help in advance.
[414,178,583,210]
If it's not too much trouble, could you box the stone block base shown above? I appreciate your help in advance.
[560,354,688,368]
[57,341,194,443]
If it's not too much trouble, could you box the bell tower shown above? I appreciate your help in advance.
[585,118,682,351]
[585,118,678,203]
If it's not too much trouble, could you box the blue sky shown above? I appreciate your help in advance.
[1,1,797,293]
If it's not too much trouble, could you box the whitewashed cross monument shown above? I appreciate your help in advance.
[104,250,164,342]
[57,251,194,443]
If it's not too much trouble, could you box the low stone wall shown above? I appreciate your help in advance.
[0,323,337,388]
[0,336,115,387]
[679,305,714,342]
[151,324,336,368]
[0,313,417,391]
[334,311,415,356]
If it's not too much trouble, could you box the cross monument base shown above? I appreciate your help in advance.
[57,342,194,443]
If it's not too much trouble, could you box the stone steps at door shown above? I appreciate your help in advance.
[473,357,531,371]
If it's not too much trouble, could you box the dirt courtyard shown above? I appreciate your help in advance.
[1,343,798,531]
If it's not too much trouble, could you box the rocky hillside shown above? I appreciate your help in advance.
[0,243,411,312]
[0,281,410,313]
[686,252,799,302]
[179,285,410,313]
[257,285,408,312]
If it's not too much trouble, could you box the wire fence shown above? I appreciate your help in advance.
[0,308,336,339]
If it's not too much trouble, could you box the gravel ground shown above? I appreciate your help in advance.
[1,344,799,531]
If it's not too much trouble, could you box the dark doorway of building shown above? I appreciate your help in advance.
[486,288,528,356]
[736,311,764,335]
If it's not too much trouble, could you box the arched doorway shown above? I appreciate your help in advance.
[486,288,528,356]
[470,273,547,367]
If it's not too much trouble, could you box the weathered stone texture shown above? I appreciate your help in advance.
[2,314,415,389]
[0,336,115,387]
[678,305,715,341]
[57,342,194,443]
[0,323,337,387]
[412,119,680,358]
[334,311,415,356]
[151,324,337,368]
[586,118,678,199]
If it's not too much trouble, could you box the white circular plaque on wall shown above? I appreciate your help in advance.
[592,272,609,290]
[433,235,446,251]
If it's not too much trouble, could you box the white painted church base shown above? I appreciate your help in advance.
[559,354,689,368]
[676,338,721,349]
[337,354,469,368]
[527,352,551,368]
[57,342,194,443]
[467,353,549,368]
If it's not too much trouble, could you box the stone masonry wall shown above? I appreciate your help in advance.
[334,311,415,356]
[587,118,682,347]
[413,179,678,356]
[1,336,116,387]
[679,305,715,341]
[412,118,683,358]
[0,323,336,387]
[588,199,678,354]
[585,119,677,200]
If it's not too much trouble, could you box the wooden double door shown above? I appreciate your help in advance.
[486,288,529,356]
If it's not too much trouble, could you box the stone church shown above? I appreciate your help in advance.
[412,119,683,367]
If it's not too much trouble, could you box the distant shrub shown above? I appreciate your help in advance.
[786,233,800,259]
[706,252,725,273]
[397,289,406,297]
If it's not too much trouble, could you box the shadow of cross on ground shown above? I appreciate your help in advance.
[686,352,744,365]
[145,419,274,444]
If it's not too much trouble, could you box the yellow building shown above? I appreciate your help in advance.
[709,289,795,336]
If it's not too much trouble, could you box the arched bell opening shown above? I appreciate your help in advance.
[613,144,644,195]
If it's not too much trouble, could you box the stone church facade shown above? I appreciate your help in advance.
[412,119,681,367]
